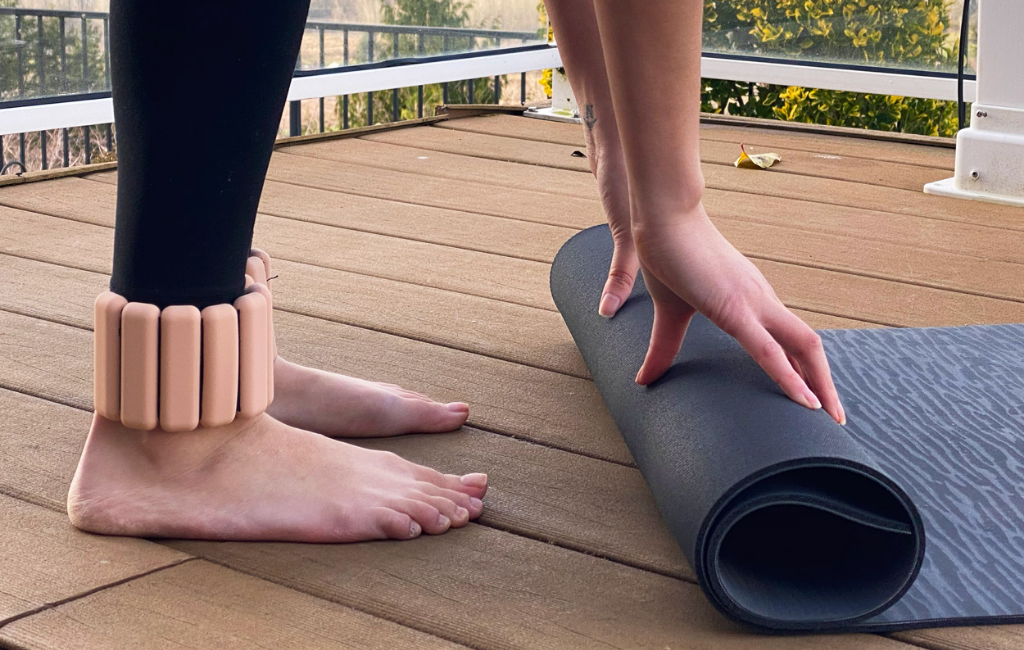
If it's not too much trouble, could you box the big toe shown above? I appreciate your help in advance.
[400,397,468,434]
[411,464,488,500]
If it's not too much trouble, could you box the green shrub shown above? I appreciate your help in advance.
[340,0,505,128]
[701,0,961,136]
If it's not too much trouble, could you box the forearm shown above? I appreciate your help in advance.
[592,0,706,228]
[543,0,622,166]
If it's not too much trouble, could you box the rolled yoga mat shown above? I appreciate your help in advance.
[551,225,1024,633]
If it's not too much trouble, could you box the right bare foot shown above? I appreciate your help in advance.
[67,413,487,542]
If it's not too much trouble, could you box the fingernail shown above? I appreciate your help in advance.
[461,473,488,488]
[470,497,483,511]
[438,515,451,529]
[804,390,822,410]
[456,507,469,520]
[599,293,621,318]
[409,521,421,538]
[838,401,847,426]
[446,402,469,413]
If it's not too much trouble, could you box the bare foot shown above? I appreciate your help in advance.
[68,412,487,542]
[267,358,469,438]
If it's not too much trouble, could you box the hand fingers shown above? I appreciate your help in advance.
[769,310,846,425]
[726,317,821,412]
[636,299,696,386]
[599,232,640,318]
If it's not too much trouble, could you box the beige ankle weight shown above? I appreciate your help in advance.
[94,249,276,431]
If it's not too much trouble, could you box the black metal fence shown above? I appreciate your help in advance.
[0,7,543,174]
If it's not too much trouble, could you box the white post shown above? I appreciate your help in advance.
[925,0,1024,207]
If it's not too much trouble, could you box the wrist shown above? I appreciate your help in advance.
[630,174,707,232]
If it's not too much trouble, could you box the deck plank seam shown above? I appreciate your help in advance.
[0,302,93,333]
[0,557,197,631]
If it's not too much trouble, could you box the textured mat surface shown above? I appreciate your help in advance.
[551,225,1024,633]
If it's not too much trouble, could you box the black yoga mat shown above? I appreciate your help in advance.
[551,225,1024,633]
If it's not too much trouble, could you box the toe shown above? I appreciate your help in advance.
[393,498,451,535]
[376,508,422,540]
[410,464,487,498]
[416,483,484,519]
[401,397,468,434]
[421,495,470,527]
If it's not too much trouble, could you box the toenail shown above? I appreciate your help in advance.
[409,521,422,538]
[456,507,469,520]
[438,515,451,529]
[446,402,469,413]
[460,473,487,487]
[470,497,483,511]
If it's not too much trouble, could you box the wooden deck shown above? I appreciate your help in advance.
[2,110,1023,650]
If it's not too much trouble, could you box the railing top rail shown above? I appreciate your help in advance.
[0,7,108,19]
[305,21,539,40]
[0,8,539,41]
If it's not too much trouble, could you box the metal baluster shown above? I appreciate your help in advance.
[342,30,349,129]
[493,37,500,103]
[467,37,474,104]
[289,44,302,136]
[63,128,69,167]
[19,132,26,167]
[59,16,67,93]
[84,125,91,164]
[37,15,45,97]
[102,17,110,89]
[318,26,325,132]
[16,14,24,97]
[37,14,48,168]
[391,32,399,122]
[289,101,301,137]
[520,38,526,104]
[367,31,374,125]
[417,32,425,118]
[442,35,450,104]
[106,123,113,152]
[81,15,88,92]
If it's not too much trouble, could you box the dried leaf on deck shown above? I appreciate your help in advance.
[734,143,781,169]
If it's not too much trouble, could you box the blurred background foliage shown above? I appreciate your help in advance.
[342,0,503,127]
[539,0,965,136]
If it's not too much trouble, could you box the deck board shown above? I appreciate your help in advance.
[166,528,913,650]
[363,123,948,191]
[428,118,1024,231]
[437,113,957,169]
[0,561,467,650]
[0,490,188,626]
[0,111,1021,649]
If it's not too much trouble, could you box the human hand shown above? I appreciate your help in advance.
[631,204,845,425]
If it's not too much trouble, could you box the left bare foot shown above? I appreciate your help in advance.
[267,358,469,438]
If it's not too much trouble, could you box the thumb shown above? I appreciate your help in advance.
[599,234,640,318]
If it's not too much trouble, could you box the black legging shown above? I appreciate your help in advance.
[108,0,312,309]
